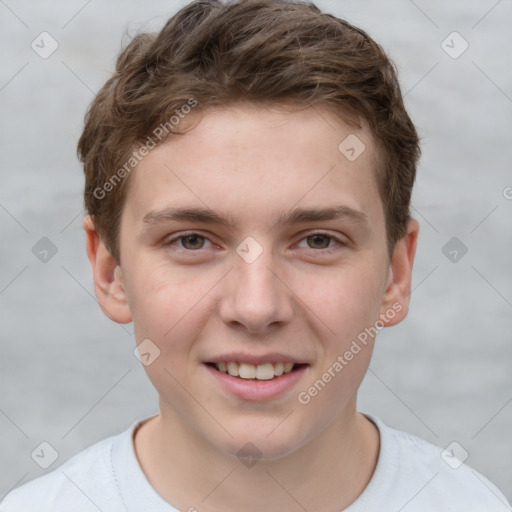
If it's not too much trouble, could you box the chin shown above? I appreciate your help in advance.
[214,418,310,463]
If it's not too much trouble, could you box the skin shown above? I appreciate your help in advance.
[84,102,419,512]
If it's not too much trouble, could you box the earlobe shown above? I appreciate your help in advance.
[83,216,132,324]
[379,218,419,327]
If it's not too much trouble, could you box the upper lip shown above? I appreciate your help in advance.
[204,352,310,365]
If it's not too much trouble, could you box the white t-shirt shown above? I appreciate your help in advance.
[1,414,510,512]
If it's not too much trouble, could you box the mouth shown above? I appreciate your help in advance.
[205,361,307,381]
[203,360,309,401]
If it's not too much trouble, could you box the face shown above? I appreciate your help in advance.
[86,103,417,460]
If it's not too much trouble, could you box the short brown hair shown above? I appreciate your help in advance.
[78,0,420,264]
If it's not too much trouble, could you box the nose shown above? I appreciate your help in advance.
[218,246,294,335]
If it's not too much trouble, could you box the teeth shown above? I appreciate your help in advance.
[239,363,256,379]
[214,361,297,380]
[283,362,294,373]
[256,363,274,380]
[227,362,239,377]
[274,362,284,376]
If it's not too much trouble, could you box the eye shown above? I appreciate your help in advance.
[163,232,212,251]
[162,231,346,253]
[297,232,346,252]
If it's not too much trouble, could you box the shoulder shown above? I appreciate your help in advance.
[0,429,128,512]
[364,414,511,512]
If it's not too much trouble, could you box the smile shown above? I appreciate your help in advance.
[208,361,302,380]
[204,360,309,401]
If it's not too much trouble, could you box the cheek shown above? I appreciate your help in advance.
[127,260,210,339]
[295,348,371,436]
[295,270,379,420]
[127,267,212,407]
[305,262,385,346]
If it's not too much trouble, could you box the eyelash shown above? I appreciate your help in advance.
[162,231,346,254]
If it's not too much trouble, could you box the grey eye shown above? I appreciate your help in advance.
[306,234,331,249]
[179,234,206,250]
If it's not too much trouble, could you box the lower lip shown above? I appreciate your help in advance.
[203,364,308,401]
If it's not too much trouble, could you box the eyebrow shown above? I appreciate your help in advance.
[142,205,370,231]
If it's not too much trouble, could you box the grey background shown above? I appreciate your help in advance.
[1,0,511,505]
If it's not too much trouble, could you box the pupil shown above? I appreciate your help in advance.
[310,235,328,248]
[184,235,203,249]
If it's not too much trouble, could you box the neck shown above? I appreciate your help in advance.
[134,402,379,512]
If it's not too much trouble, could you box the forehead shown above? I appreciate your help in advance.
[122,103,383,232]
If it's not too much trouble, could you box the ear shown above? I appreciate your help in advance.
[84,215,132,324]
[378,218,419,327]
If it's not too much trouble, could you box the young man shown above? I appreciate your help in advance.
[1,1,510,511]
